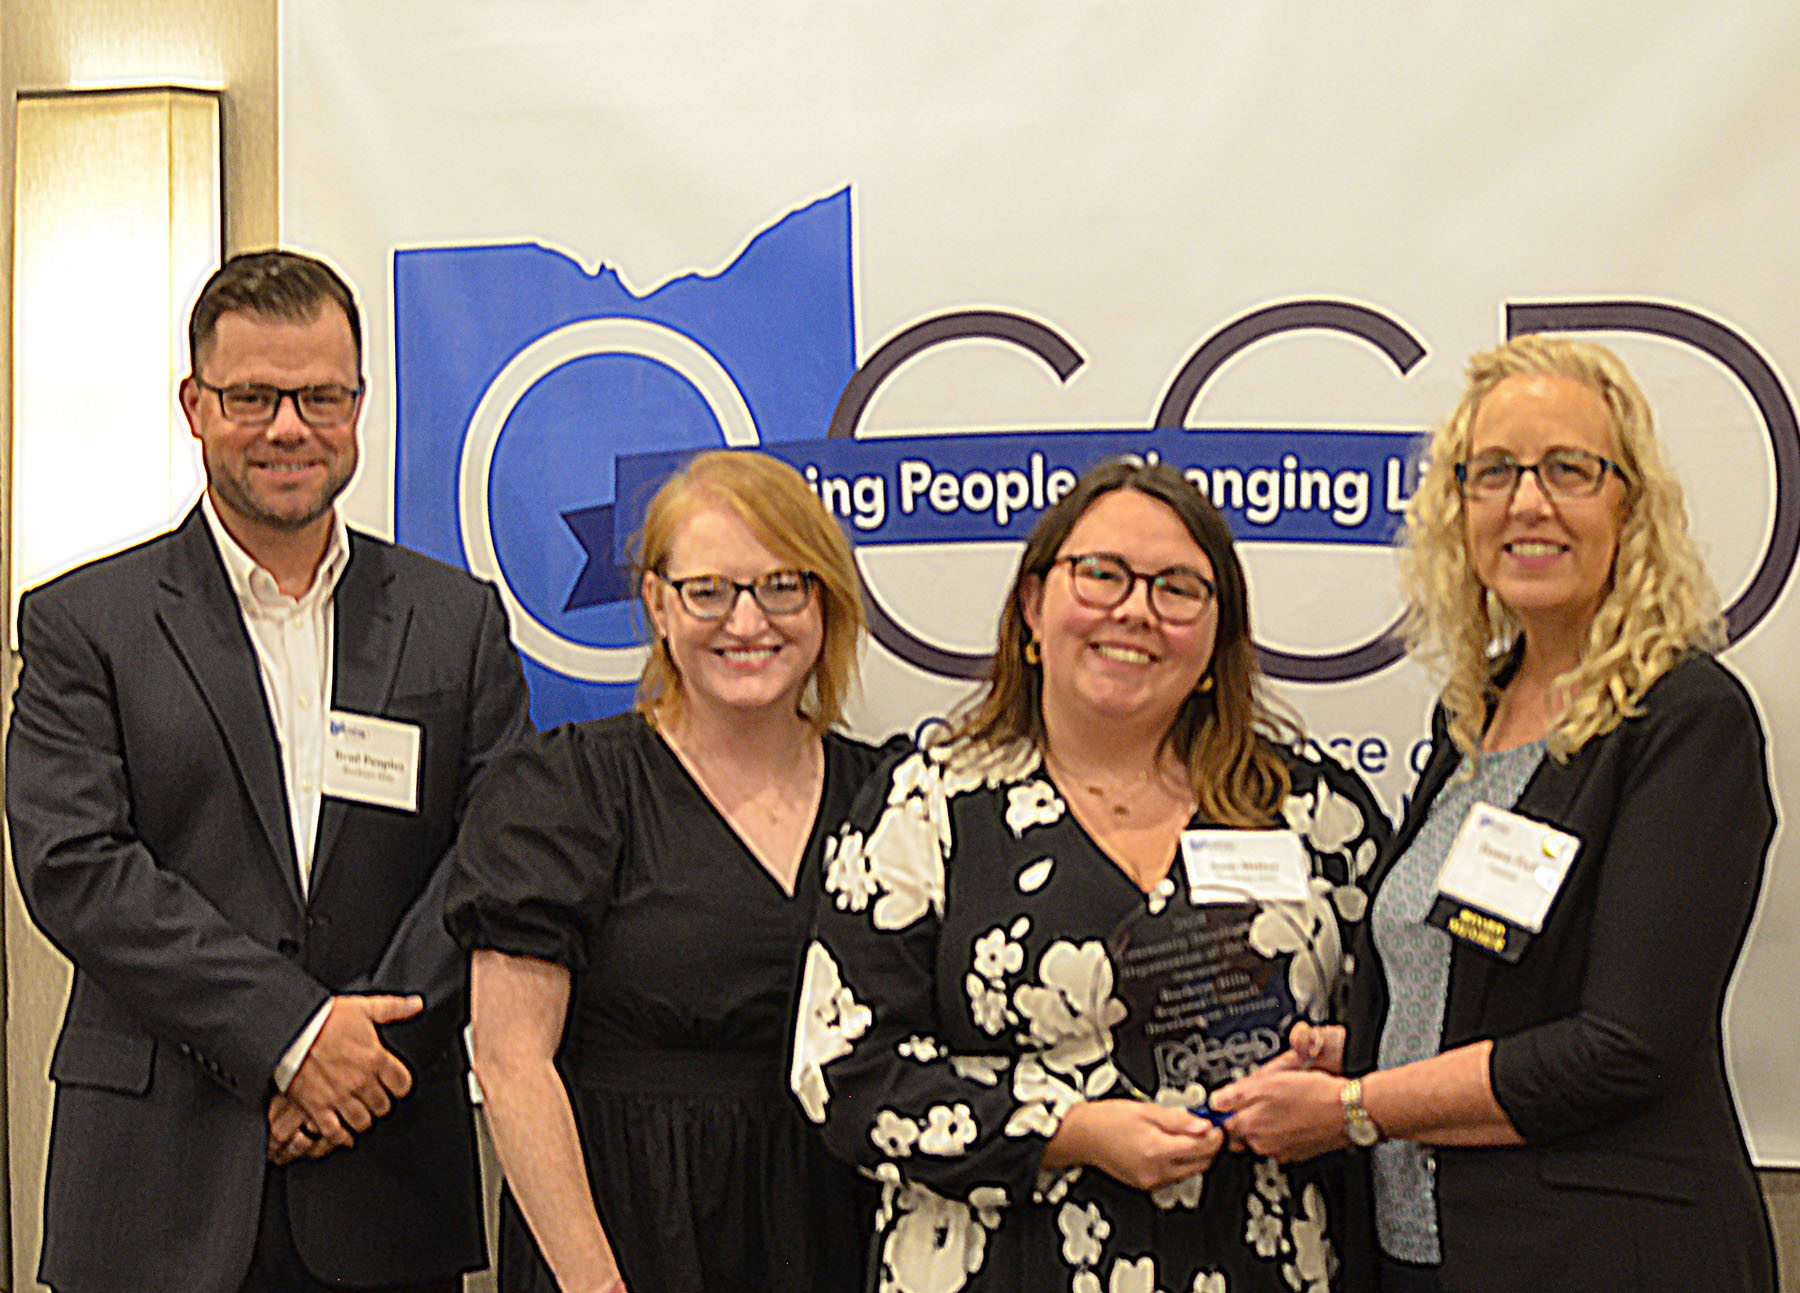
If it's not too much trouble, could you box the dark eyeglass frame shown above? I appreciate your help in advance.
[1053,552,1217,624]
[658,569,816,621]
[191,378,366,428]
[1453,447,1629,502]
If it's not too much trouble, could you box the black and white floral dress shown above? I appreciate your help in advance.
[791,737,1388,1293]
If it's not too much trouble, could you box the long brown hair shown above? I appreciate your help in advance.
[949,458,1293,826]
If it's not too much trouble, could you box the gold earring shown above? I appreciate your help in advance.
[1024,638,1041,666]
[1199,673,1214,692]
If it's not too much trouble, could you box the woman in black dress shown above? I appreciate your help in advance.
[446,450,889,1292]
[790,459,1387,1292]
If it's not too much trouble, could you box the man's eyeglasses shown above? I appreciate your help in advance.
[1454,448,1628,502]
[1054,552,1216,624]
[192,379,365,428]
[660,569,815,620]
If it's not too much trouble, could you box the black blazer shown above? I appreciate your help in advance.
[1344,654,1776,1293]
[6,507,530,1293]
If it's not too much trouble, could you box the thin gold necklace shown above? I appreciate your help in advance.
[1048,752,1163,821]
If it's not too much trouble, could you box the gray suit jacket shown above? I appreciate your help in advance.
[6,506,530,1293]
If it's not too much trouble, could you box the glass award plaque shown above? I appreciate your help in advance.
[1105,899,1330,1116]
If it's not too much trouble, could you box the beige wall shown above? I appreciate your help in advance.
[0,11,516,1292]
[1,3,278,1289]
[0,3,1795,1291]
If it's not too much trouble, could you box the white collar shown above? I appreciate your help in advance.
[200,492,350,611]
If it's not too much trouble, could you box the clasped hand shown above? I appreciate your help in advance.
[1044,1099,1225,1190]
[276,993,422,1157]
[267,1091,329,1165]
[1209,1022,1351,1163]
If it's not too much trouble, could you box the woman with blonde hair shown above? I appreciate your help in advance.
[791,458,1387,1292]
[1213,336,1777,1292]
[447,450,893,1292]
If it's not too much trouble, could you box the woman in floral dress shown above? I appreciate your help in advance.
[791,459,1388,1293]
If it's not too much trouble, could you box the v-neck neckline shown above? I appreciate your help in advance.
[645,718,828,901]
[1040,764,1194,897]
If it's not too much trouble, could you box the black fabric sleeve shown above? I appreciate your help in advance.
[1488,663,1775,1142]
[445,723,624,972]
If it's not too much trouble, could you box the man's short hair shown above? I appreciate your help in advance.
[188,249,363,372]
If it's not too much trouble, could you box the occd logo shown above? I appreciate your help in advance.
[830,299,1799,683]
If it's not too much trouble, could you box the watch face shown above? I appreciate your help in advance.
[1343,1079,1380,1145]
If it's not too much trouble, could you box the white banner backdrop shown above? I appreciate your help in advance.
[280,1,1800,1161]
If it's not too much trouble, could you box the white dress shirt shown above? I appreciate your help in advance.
[200,494,349,1088]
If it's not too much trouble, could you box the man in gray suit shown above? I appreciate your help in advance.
[6,250,530,1291]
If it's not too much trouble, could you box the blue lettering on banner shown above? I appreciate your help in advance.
[606,429,1419,568]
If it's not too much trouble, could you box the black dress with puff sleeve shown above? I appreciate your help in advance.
[447,712,893,1293]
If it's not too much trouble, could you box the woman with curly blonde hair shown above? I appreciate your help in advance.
[1397,335,1724,762]
[1213,337,1776,1292]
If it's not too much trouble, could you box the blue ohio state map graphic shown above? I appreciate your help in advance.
[393,190,855,727]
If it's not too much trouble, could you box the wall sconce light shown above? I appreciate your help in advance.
[10,86,223,637]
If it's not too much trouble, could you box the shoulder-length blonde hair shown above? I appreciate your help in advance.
[950,458,1294,827]
[1399,335,1723,762]
[632,450,865,735]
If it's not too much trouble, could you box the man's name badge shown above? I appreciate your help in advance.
[1425,802,1579,963]
[1180,829,1312,904]
[323,710,422,813]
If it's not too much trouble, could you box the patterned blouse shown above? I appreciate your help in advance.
[1369,740,1545,1264]
[791,737,1390,1293]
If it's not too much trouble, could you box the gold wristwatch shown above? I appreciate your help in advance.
[1341,1077,1381,1147]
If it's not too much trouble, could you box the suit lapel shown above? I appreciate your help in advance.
[154,508,303,905]
[312,534,409,888]
[1369,708,1462,896]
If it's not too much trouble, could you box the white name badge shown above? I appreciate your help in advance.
[1433,802,1579,934]
[323,710,421,813]
[1180,829,1312,903]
